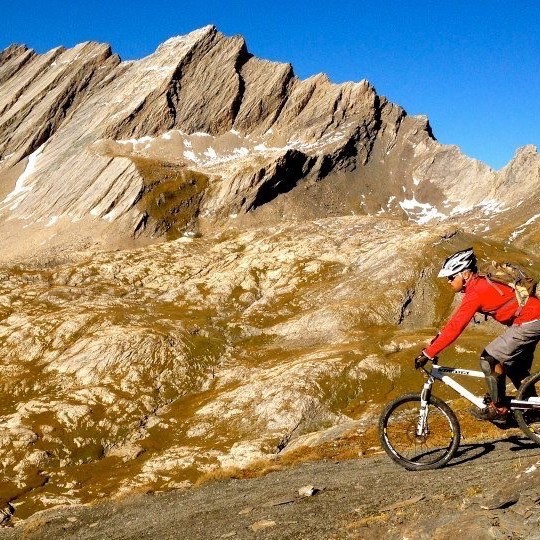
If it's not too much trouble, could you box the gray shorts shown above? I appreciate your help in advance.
[485,319,540,366]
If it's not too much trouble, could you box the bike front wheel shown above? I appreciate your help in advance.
[379,393,461,471]
[514,371,540,445]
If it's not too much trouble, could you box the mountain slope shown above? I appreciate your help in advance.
[0,215,538,520]
[1,442,538,538]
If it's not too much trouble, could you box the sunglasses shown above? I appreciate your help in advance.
[447,273,461,282]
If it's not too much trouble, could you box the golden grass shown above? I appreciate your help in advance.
[465,485,482,497]
[195,425,383,486]
[346,512,389,528]
[194,459,284,486]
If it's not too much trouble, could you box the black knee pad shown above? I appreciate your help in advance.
[480,351,499,375]
[480,351,507,404]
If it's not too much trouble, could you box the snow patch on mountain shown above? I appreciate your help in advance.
[450,199,506,216]
[1,144,45,212]
[399,196,447,224]
[509,212,540,242]
[102,126,350,171]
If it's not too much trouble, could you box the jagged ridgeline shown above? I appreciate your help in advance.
[1,25,540,254]
[0,26,539,523]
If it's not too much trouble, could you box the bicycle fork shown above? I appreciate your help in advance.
[416,375,435,438]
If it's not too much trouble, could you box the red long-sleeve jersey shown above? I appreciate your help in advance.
[424,275,540,358]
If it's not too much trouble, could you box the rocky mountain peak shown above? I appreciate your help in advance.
[156,24,219,51]
[1,26,537,259]
[509,144,538,165]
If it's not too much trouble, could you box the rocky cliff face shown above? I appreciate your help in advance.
[1,25,539,260]
[0,26,539,524]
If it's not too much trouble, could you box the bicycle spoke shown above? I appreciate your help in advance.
[379,393,460,470]
[385,403,453,463]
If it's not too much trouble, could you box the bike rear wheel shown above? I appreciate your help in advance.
[379,393,461,471]
[514,371,540,445]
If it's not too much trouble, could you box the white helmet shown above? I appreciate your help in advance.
[438,248,477,277]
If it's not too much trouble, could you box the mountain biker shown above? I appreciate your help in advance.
[414,247,540,421]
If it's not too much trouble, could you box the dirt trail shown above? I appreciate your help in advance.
[1,433,539,539]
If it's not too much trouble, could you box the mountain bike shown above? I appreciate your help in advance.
[379,358,540,470]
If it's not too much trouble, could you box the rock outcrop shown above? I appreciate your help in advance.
[1,212,537,520]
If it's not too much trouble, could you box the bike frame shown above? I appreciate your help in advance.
[417,363,540,437]
[421,365,486,409]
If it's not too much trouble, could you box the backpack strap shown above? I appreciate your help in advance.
[481,275,522,319]
[483,275,505,295]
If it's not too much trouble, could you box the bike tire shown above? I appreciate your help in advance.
[514,371,540,445]
[379,393,461,471]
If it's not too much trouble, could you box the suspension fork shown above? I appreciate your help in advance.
[416,374,435,436]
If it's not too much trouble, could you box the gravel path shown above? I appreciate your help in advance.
[1,433,539,539]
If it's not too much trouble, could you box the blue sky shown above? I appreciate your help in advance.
[2,1,539,170]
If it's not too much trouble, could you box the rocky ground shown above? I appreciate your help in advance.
[0,431,538,539]
[0,216,537,522]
